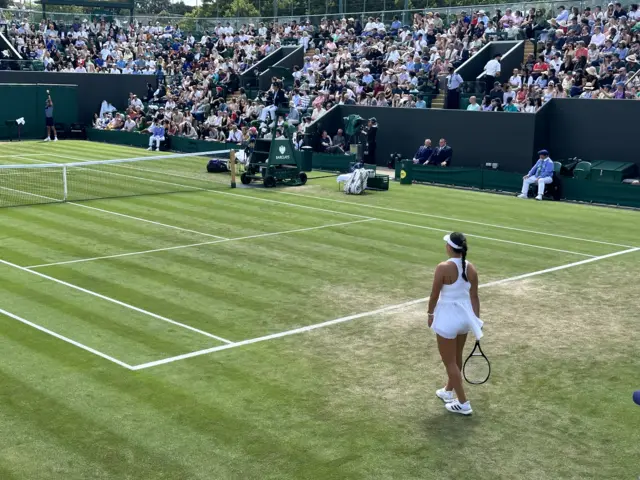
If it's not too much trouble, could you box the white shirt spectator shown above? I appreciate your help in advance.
[485,58,501,76]
[509,74,522,89]
[227,128,242,143]
[123,118,136,132]
[131,97,143,109]
[590,32,606,47]
[550,57,563,72]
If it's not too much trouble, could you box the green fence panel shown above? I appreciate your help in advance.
[481,170,523,192]
[87,129,149,148]
[311,153,355,172]
[0,83,78,140]
[37,83,78,127]
[412,166,483,188]
[562,178,640,208]
[398,164,640,209]
[169,136,238,153]
[87,129,239,154]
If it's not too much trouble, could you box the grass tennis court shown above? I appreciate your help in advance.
[0,140,639,479]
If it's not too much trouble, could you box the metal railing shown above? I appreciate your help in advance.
[0,0,612,34]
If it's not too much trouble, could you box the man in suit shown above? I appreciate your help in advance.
[518,149,555,200]
[427,138,453,166]
[413,138,433,164]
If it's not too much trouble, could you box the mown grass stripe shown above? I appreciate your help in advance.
[0,279,217,362]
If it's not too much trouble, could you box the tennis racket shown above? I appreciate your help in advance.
[463,340,491,385]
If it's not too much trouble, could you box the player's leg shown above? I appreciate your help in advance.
[45,125,51,141]
[148,135,154,150]
[444,333,467,391]
[437,334,467,404]
[52,124,58,141]
[456,333,468,371]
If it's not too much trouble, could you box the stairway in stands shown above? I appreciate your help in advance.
[431,74,448,109]
[523,39,535,64]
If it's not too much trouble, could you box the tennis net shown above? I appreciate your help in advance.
[0,150,232,208]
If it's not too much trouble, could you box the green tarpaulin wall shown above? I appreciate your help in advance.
[87,129,241,153]
[395,163,640,209]
[0,83,78,140]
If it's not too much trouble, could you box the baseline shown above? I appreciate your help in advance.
[0,258,233,344]
[276,191,635,249]
[206,190,597,258]
[131,247,639,370]
[43,153,601,256]
[0,307,134,370]
[31,152,637,249]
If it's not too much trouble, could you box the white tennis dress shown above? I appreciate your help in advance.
[431,257,484,340]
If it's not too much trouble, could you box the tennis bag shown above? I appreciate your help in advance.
[344,168,370,195]
[206,159,229,173]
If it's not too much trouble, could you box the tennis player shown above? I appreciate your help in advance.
[427,232,483,415]
[44,90,58,142]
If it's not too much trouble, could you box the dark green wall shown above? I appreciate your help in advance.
[0,71,154,127]
[330,105,537,172]
[0,83,78,139]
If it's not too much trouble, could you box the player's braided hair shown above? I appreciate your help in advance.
[450,232,468,282]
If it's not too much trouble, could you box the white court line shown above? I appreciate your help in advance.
[13,156,228,240]
[17,152,640,249]
[205,190,597,258]
[25,219,376,268]
[275,191,636,249]
[130,247,640,370]
[0,307,134,370]
[0,258,233,344]
[43,153,600,257]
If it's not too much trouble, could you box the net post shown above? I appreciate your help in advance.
[62,165,68,201]
[229,150,237,189]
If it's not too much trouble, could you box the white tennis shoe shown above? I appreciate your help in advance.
[445,400,473,415]
[535,194,543,201]
[517,193,527,199]
[436,388,456,403]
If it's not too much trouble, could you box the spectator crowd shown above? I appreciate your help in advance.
[467,2,640,112]
[8,2,639,145]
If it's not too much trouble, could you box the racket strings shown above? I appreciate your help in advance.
[464,355,491,384]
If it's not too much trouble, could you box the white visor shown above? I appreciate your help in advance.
[443,234,462,250]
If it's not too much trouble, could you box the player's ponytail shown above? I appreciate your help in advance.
[450,232,469,282]
[461,239,468,282]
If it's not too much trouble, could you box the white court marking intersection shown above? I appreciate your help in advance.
[130,246,640,370]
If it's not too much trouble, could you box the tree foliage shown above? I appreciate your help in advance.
[135,0,171,15]
[196,0,259,18]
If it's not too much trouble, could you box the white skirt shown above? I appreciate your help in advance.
[431,300,484,340]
